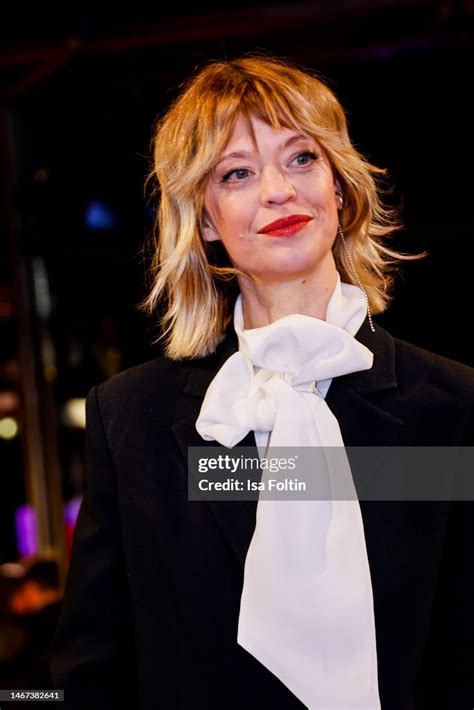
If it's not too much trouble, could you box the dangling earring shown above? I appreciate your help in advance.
[337,221,375,333]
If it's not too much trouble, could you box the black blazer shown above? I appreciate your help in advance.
[50,320,474,710]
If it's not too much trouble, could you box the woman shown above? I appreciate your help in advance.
[50,56,474,709]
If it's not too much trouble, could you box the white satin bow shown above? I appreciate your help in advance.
[196,275,381,709]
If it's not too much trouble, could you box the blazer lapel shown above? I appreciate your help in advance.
[171,318,405,569]
[171,330,260,568]
[326,320,404,446]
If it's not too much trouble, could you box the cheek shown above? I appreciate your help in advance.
[219,203,253,238]
[299,174,337,207]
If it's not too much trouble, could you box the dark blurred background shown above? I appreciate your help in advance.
[0,1,472,688]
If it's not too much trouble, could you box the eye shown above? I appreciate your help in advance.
[292,150,318,166]
[222,167,251,182]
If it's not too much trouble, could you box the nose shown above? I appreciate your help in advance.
[259,166,297,205]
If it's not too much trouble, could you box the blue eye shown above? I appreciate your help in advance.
[293,151,318,166]
[222,168,250,182]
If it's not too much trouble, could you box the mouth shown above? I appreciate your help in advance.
[257,214,313,238]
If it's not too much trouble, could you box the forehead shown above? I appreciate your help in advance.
[219,114,312,157]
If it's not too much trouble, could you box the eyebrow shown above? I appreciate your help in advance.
[217,134,312,164]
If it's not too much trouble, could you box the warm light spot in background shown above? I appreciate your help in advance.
[62,398,86,429]
[0,417,18,440]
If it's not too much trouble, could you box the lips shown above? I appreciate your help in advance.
[257,214,312,237]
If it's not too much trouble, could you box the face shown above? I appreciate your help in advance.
[202,114,340,285]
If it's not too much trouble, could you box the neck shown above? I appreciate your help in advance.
[238,258,338,329]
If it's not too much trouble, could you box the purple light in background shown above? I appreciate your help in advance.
[15,504,38,557]
[64,496,82,527]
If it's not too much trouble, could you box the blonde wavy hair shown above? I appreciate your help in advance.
[140,54,417,360]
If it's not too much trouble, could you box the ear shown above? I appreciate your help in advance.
[334,177,344,210]
[201,212,221,243]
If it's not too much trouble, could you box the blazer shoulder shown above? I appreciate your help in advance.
[90,356,192,415]
[356,323,474,443]
[392,334,474,399]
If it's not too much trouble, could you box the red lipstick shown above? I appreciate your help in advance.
[257,214,312,238]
